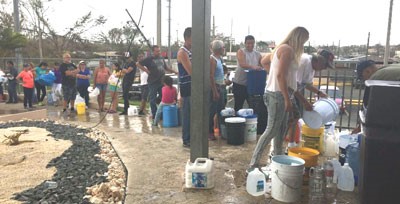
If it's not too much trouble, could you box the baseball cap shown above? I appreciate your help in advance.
[317,49,335,69]
[23,63,30,67]
[356,60,375,78]
[78,60,85,65]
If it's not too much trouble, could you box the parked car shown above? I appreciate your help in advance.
[315,85,346,114]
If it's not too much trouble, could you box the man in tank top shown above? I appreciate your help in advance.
[177,27,192,148]
[232,35,262,111]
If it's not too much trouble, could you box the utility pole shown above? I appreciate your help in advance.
[191,0,211,162]
[212,16,215,39]
[157,0,162,47]
[176,29,179,46]
[366,32,370,60]
[13,0,22,70]
[167,0,171,66]
[384,0,393,66]
[338,40,341,59]
[229,19,233,53]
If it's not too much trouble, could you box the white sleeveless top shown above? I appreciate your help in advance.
[266,47,298,92]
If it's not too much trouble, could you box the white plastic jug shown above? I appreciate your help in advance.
[330,158,342,184]
[246,168,266,196]
[89,87,100,98]
[127,106,138,116]
[337,163,354,191]
[185,158,214,189]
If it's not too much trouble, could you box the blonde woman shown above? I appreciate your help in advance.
[248,27,309,171]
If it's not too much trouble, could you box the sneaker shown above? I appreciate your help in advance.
[183,143,190,148]
[119,112,127,115]
[107,110,117,114]
[138,110,145,116]
[6,101,12,104]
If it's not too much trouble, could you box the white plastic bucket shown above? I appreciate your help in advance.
[185,158,214,189]
[244,115,257,141]
[303,98,339,129]
[271,155,305,203]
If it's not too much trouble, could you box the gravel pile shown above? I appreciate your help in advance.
[0,120,127,204]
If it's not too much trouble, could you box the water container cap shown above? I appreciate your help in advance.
[225,117,246,123]
[243,114,257,119]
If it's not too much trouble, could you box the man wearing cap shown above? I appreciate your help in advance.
[119,52,137,115]
[352,60,400,133]
[136,45,178,119]
[287,49,334,146]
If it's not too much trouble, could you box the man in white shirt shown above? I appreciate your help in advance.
[288,49,334,146]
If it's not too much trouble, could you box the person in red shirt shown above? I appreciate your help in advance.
[153,75,177,126]
[16,63,35,109]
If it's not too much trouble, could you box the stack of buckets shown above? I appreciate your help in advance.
[220,108,235,140]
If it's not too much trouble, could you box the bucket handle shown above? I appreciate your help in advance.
[274,169,301,190]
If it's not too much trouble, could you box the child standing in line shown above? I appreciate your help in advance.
[16,63,35,109]
[107,62,123,114]
[153,75,177,126]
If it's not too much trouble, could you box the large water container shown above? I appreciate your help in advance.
[246,69,267,95]
[185,158,214,189]
[162,105,178,127]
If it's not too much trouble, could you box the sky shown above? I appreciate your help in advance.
[43,0,399,47]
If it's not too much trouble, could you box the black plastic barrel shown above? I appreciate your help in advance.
[225,117,246,145]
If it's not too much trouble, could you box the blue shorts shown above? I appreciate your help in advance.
[96,84,108,91]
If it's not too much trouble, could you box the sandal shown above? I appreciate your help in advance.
[107,110,117,114]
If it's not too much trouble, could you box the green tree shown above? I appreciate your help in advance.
[20,0,107,58]
[0,27,27,56]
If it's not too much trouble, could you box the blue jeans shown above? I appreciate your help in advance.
[7,81,18,102]
[122,81,133,112]
[148,81,163,118]
[209,85,224,134]
[249,91,289,168]
[153,102,174,125]
[77,84,90,106]
[182,96,191,144]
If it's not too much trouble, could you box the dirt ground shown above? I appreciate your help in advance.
[0,127,72,204]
